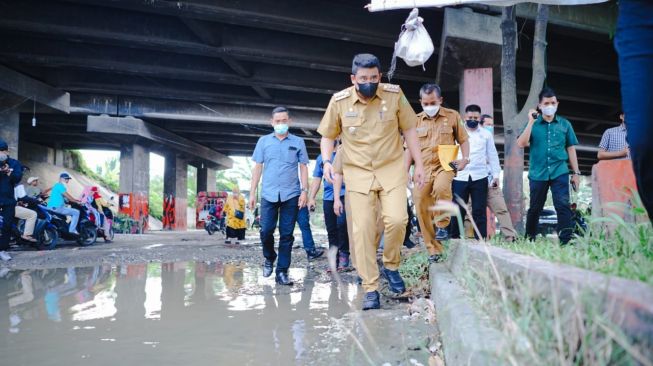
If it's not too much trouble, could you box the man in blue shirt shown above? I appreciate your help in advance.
[309,146,350,271]
[249,106,310,286]
[47,172,81,235]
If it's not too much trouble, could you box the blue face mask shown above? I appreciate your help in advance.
[274,123,289,135]
[484,126,494,134]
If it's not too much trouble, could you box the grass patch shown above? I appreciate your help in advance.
[491,206,653,285]
[399,249,431,297]
[458,263,652,365]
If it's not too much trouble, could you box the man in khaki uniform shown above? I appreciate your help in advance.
[405,84,470,263]
[318,53,425,310]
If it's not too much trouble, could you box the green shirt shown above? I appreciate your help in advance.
[521,115,578,181]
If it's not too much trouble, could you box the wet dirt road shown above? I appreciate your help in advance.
[0,231,441,365]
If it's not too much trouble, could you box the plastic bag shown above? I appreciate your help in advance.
[388,8,434,80]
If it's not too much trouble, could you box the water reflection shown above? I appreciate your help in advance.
[0,261,364,365]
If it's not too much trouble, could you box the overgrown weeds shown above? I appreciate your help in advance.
[491,200,653,285]
[459,264,653,365]
[399,249,431,297]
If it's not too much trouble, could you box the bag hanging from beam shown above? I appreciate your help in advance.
[388,8,435,80]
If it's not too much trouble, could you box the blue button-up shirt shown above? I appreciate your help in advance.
[313,153,346,201]
[252,133,309,203]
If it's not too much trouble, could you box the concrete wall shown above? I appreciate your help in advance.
[18,141,55,165]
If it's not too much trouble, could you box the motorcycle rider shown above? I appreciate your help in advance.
[0,139,23,261]
[47,172,82,235]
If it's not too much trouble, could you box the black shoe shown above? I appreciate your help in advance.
[435,228,449,241]
[263,260,274,278]
[403,238,416,249]
[381,267,406,294]
[362,291,380,310]
[306,248,325,261]
[429,254,444,263]
[275,272,294,286]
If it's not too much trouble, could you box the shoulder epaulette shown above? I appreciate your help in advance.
[383,84,400,93]
[333,89,351,101]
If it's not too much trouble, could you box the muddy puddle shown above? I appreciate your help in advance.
[0,261,438,365]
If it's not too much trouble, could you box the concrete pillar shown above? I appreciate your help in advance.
[460,67,496,236]
[54,142,65,167]
[119,143,151,232]
[119,143,150,195]
[459,68,494,117]
[197,166,217,193]
[0,110,19,158]
[163,154,188,230]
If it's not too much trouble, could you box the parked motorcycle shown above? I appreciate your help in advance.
[205,214,220,235]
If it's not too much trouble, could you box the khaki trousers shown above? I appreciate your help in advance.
[348,178,407,292]
[15,206,36,236]
[463,186,518,239]
[413,168,455,255]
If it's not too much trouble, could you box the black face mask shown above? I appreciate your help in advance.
[357,82,379,98]
[466,119,480,129]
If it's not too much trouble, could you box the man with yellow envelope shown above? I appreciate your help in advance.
[405,83,470,263]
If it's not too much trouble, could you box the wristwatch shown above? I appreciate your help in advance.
[301,188,309,193]
[572,171,581,175]
[323,159,333,165]
[463,157,470,163]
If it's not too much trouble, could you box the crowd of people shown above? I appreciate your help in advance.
[247,53,631,311]
[0,143,114,261]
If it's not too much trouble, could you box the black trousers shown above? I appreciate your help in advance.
[0,204,16,250]
[525,174,574,244]
[323,199,349,254]
[450,177,488,239]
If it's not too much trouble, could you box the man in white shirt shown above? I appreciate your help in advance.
[449,105,501,239]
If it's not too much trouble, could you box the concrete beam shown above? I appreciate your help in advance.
[436,8,502,88]
[77,96,323,130]
[87,115,232,170]
[0,65,69,113]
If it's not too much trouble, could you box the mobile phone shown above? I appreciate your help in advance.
[448,162,458,173]
[571,180,578,192]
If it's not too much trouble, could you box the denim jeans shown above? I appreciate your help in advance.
[51,206,80,233]
[450,177,488,239]
[323,199,349,254]
[615,0,653,221]
[525,174,573,244]
[296,206,315,251]
[260,196,299,273]
[0,204,15,250]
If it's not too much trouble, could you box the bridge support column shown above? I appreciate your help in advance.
[163,154,187,230]
[197,166,217,193]
[460,67,497,237]
[119,143,150,232]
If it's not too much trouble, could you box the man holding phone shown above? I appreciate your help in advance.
[517,87,580,245]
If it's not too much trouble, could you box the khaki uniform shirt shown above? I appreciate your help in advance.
[318,83,417,194]
[415,108,468,177]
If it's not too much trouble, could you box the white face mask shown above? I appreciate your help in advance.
[541,105,557,117]
[422,105,440,117]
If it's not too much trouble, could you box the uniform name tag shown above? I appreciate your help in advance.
[345,111,358,118]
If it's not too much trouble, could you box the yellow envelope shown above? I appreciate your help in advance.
[438,145,459,171]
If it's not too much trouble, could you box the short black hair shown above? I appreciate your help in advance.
[272,106,289,117]
[351,53,381,75]
[480,114,493,123]
[419,83,442,98]
[538,87,557,102]
[465,104,482,113]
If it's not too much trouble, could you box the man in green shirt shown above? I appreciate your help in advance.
[517,87,580,245]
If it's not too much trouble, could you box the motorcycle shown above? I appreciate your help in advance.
[48,201,98,247]
[5,196,59,250]
[205,214,220,235]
